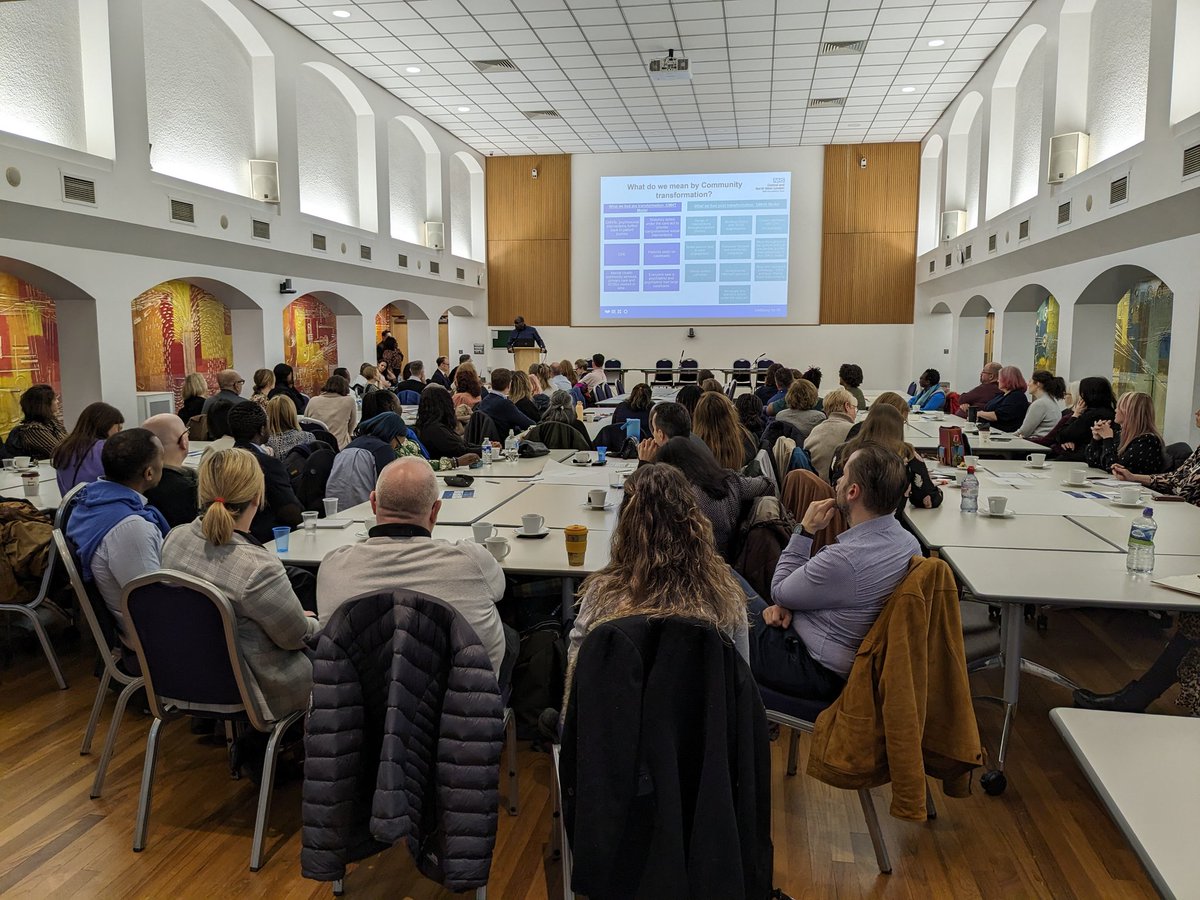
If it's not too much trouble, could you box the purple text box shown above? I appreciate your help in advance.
[603,269,640,292]
[644,216,681,239]
[643,243,680,265]
[604,217,640,240]
[643,269,680,292]
[604,243,641,266]
[603,202,682,213]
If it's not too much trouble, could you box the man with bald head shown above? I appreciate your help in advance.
[202,369,245,415]
[316,457,512,683]
[141,413,199,527]
[956,361,1003,417]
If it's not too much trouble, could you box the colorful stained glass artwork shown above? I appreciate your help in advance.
[284,294,338,396]
[0,272,62,435]
[1034,294,1059,373]
[131,280,234,408]
[1114,278,1172,428]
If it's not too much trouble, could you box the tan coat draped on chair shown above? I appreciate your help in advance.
[781,469,847,552]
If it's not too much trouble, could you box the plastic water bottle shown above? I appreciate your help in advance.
[503,430,518,462]
[481,442,493,468]
[960,466,979,513]
[1126,508,1157,574]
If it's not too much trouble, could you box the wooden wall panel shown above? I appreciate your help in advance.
[486,155,570,325]
[821,143,919,324]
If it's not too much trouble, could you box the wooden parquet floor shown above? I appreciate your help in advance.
[0,606,1177,899]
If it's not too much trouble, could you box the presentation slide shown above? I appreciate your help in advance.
[599,171,791,320]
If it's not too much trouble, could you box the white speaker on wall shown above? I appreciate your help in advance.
[1047,132,1089,184]
[249,159,280,203]
[424,221,445,251]
[940,209,966,242]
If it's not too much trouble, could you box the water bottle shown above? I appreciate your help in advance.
[481,442,493,468]
[1126,508,1157,574]
[960,466,979,513]
[503,429,518,462]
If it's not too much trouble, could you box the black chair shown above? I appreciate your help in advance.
[121,570,305,871]
[730,359,752,395]
[678,358,699,384]
[0,482,82,691]
[653,358,674,387]
[1165,442,1193,472]
[755,358,774,387]
[603,359,624,395]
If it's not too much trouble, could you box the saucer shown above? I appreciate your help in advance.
[1023,462,1048,469]
[516,527,551,539]
[571,459,593,466]
[978,508,1015,518]
[1060,480,1089,487]
[582,502,614,511]
[1110,498,1148,509]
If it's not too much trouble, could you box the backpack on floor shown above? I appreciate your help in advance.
[511,620,566,741]
[283,441,336,513]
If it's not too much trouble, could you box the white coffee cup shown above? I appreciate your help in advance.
[21,472,39,497]
[987,496,1008,516]
[472,522,496,543]
[1119,485,1142,505]
[484,536,510,560]
[521,513,544,534]
[13,456,31,469]
[588,488,608,508]
[1,458,14,470]
[963,455,979,468]
[323,497,338,517]
[574,451,591,464]
[1068,467,1088,485]
[1026,453,1047,468]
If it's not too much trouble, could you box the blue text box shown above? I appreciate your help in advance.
[604,217,641,240]
[604,244,640,266]
[684,241,716,260]
[688,199,788,210]
[754,262,788,282]
[685,216,718,235]
[644,216,681,239]
[720,216,754,235]
[755,214,789,234]
[719,285,752,304]
[643,269,681,291]
[644,243,681,265]
[720,263,752,282]
[603,269,640,292]
[685,264,716,282]
[719,240,753,260]
[754,237,788,259]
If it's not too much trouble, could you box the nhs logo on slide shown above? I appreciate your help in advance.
[599,172,790,321]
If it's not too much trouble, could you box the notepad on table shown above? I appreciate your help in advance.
[1151,574,1200,598]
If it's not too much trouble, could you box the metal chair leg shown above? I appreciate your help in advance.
[81,668,113,755]
[250,715,297,871]
[92,678,144,798]
[133,717,165,851]
[475,888,486,899]
[332,878,344,896]
[925,781,938,820]
[785,728,800,776]
[857,788,892,874]
[550,744,575,900]
[505,708,519,816]
[8,605,67,690]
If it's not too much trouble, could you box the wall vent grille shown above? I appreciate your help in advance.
[929,260,935,274]
[963,244,972,262]
[1057,201,1071,225]
[522,109,561,120]
[456,267,465,280]
[311,233,326,251]
[1109,175,1128,205]
[944,253,952,267]
[471,58,519,73]
[359,244,372,260]
[808,97,845,108]
[1183,143,1200,177]
[398,253,408,268]
[1018,219,1030,239]
[429,261,441,275]
[169,198,195,224]
[252,219,270,240]
[988,234,997,252]
[62,174,96,205]
[819,40,867,56]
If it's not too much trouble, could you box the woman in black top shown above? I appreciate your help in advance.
[509,370,542,423]
[830,404,942,511]
[413,385,483,463]
[612,383,653,438]
[976,365,1031,432]
[178,373,207,423]
[1048,376,1116,461]
[268,363,309,415]
[1084,390,1166,474]
[735,393,765,438]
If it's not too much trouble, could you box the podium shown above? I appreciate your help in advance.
[510,345,541,374]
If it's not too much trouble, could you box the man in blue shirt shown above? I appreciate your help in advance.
[507,316,546,351]
[479,368,535,435]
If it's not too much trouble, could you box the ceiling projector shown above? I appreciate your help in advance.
[649,50,691,84]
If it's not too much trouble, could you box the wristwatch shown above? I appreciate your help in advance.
[793,524,813,538]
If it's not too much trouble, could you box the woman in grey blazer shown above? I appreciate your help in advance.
[160,448,319,721]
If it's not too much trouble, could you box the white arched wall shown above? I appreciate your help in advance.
[955,295,991,391]
[918,136,943,255]
[143,0,274,196]
[999,283,1052,378]
[915,302,953,380]
[1172,0,1200,124]
[944,93,984,231]
[389,116,442,244]
[450,151,485,262]
[988,25,1047,218]
[297,62,377,232]
[1086,0,1151,166]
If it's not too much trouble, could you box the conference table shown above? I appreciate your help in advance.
[1051,708,1200,900]
[0,463,63,509]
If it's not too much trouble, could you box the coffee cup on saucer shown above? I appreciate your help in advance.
[587,488,607,508]
[521,513,545,535]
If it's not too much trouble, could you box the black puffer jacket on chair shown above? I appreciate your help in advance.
[301,589,504,890]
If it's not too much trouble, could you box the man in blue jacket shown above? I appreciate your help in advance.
[506,316,546,351]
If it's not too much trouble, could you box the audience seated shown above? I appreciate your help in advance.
[550,359,575,393]
[700,378,723,393]
[676,383,702,417]
[361,386,400,420]
[202,369,245,415]
[975,365,1030,432]
[1085,390,1166,475]
[452,364,484,414]
[774,378,826,440]
[478,367,535,436]
[755,363,782,404]
[431,356,453,389]
[317,457,513,685]
[831,404,943,511]
[908,368,947,412]
[635,400,703,462]
[838,363,867,411]
[327,412,421,509]
[1044,376,1116,461]
[955,362,1002,416]
[655,435,774,561]
[379,336,404,380]
[377,358,398,388]
[763,367,795,417]
[227,401,304,541]
[5,385,67,459]
[141,413,200,528]
[249,368,275,410]
[508,370,542,423]
[268,363,309,415]
[302,375,357,450]
[52,402,124,493]
[697,368,716,383]
[413,385,484,463]
[525,391,590,451]
[394,359,427,395]
[161,447,318,720]
[692,391,757,470]
[750,444,919,699]
[801,367,824,410]
[580,353,607,394]
[65,428,168,644]
[264,395,315,459]
[178,373,208,422]
[1016,370,1066,438]
[804,389,858,481]
[735,393,765,438]
[567,463,752,668]
[527,369,551,414]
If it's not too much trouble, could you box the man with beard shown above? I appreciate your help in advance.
[747,444,918,699]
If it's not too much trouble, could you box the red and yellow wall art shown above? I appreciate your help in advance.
[283,294,337,396]
[0,272,62,435]
[131,280,234,406]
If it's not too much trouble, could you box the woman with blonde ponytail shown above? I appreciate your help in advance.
[160,448,319,722]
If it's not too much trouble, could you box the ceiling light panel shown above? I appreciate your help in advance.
[254,0,1031,153]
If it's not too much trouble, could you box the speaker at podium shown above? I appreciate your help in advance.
[508,337,541,374]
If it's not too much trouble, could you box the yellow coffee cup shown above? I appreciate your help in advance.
[564,524,588,566]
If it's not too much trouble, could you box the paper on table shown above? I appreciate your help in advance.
[315,518,352,529]
[1151,574,1200,598]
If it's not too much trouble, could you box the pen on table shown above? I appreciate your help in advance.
[486,479,500,484]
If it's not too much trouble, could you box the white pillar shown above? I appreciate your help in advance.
[230,308,266,380]
[336,314,370,372]
[61,291,137,426]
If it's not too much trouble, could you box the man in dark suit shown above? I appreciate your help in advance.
[431,357,453,389]
[478,368,535,436]
[506,316,546,351]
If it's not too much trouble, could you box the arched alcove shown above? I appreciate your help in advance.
[0,269,63,434]
[297,62,377,231]
[450,151,485,261]
[131,280,235,405]
[144,0,275,195]
[956,294,992,391]
[283,293,342,396]
[389,116,442,244]
[917,136,944,254]
[987,25,1046,217]
[438,304,475,364]
[944,93,984,232]
[1002,283,1055,377]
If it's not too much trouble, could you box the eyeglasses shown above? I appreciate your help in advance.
[235,380,246,386]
